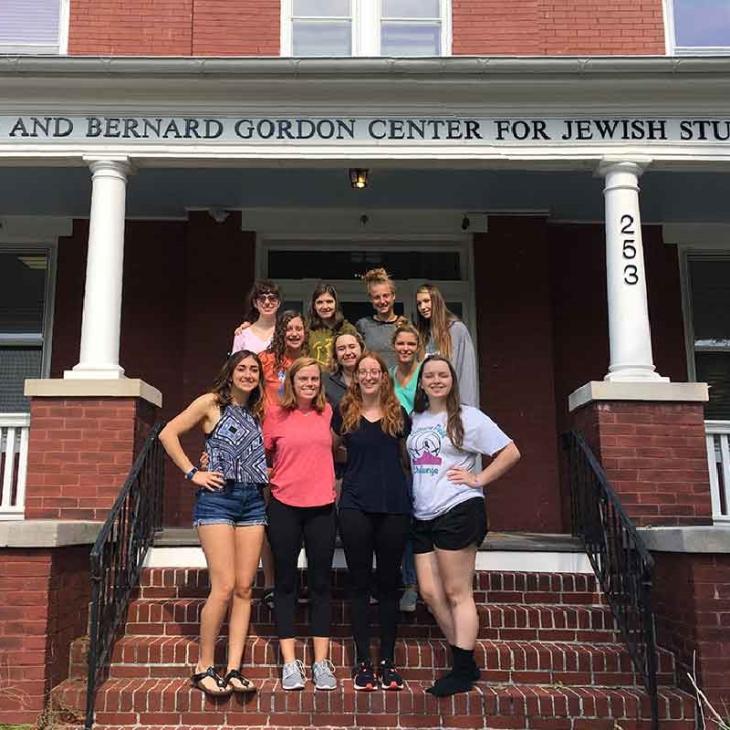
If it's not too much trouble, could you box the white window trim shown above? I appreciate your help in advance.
[0,242,58,384]
[281,0,452,57]
[664,0,730,56]
[0,0,70,56]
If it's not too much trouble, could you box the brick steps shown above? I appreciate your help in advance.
[51,676,696,730]
[97,635,676,688]
[54,567,696,729]
[124,598,619,642]
[137,568,607,605]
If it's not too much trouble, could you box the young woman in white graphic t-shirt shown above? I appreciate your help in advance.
[407,355,520,697]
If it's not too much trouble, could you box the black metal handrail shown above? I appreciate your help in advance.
[85,422,165,730]
[562,430,658,730]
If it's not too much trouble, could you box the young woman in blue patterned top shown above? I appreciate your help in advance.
[159,350,268,698]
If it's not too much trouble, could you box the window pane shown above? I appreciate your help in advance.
[674,0,730,46]
[689,260,730,341]
[292,20,351,56]
[381,22,440,56]
[0,347,42,412]
[696,352,730,420]
[383,0,439,18]
[293,0,350,16]
[0,0,59,44]
[0,254,47,334]
[268,249,461,280]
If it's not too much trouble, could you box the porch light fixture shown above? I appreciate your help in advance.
[349,168,369,189]
[461,215,471,231]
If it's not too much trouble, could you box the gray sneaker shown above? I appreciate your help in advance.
[399,585,418,613]
[281,660,306,691]
[312,659,337,690]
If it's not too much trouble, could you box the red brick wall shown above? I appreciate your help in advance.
[24,398,153,521]
[68,0,279,56]
[654,552,730,706]
[474,217,563,532]
[572,402,712,526]
[0,547,90,725]
[192,0,280,55]
[452,0,665,55]
[50,213,256,527]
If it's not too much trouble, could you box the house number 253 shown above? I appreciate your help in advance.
[619,214,639,285]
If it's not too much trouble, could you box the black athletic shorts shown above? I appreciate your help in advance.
[411,497,487,554]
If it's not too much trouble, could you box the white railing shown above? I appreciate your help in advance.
[706,420,730,523]
[0,414,30,520]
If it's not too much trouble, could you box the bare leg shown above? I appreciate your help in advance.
[196,524,236,692]
[414,551,455,644]
[280,637,297,664]
[313,636,330,664]
[435,546,478,649]
[226,525,266,681]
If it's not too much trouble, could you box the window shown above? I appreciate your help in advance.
[0,250,56,412]
[685,256,730,419]
[282,0,451,57]
[667,0,730,54]
[0,0,69,54]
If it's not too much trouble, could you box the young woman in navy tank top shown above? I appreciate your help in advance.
[159,350,268,697]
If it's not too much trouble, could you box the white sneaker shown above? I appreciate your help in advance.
[312,659,337,690]
[399,586,418,613]
[281,659,305,690]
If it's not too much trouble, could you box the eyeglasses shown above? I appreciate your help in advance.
[257,293,279,303]
[357,369,382,379]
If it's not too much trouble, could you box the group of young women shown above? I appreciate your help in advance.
[159,268,520,698]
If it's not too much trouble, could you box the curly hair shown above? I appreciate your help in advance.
[209,350,265,422]
[243,279,281,324]
[267,310,308,371]
[280,357,327,413]
[308,282,345,332]
[340,351,404,438]
[416,283,457,360]
[413,354,464,448]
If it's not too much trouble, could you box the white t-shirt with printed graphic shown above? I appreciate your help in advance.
[407,406,512,521]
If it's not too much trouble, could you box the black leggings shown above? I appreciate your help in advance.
[338,508,410,663]
[266,497,336,639]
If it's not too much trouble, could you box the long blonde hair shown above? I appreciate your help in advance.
[280,357,327,413]
[340,352,404,438]
[416,283,457,360]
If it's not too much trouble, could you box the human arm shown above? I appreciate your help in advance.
[234,320,252,336]
[451,321,479,408]
[447,442,520,488]
[158,394,225,490]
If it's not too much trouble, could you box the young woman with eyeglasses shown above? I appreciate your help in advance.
[415,283,478,407]
[332,352,412,691]
[232,280,281,355]
[408,355,520,696]
[263,357,337,691]
[159,350,268,697]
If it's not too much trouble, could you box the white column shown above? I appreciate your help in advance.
[598,160,668,383]
[65,158,130,380]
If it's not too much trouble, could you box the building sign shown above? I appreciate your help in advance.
[2,115,730,144]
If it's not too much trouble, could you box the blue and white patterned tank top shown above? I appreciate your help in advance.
[205,404,268,485]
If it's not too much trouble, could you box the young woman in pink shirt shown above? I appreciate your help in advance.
[263,357,337,691]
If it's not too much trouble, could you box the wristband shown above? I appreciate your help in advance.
[185,467,199,481]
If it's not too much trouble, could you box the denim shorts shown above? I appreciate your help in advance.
[192,481,267,528]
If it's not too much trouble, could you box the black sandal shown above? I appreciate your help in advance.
[225,668,257,694]
[191,666,232,697]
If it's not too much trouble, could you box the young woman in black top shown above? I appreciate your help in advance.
[332,351,411,691]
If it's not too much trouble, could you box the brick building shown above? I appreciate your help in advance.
[0,1,729,728]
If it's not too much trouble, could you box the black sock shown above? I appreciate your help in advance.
[426,646,479,697]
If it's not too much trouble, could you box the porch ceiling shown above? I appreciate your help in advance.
[1,166,730,224]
